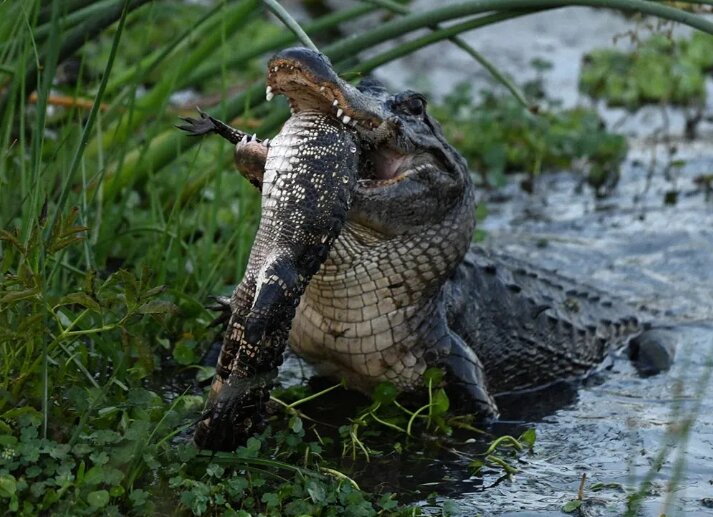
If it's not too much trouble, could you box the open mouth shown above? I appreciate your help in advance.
[265,48,417,190]
[266,52,384,132]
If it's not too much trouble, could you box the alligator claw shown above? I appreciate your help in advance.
[176,108,216,136]
[206,295,232,328]
[177,108,249,145]
[440,332,500,419]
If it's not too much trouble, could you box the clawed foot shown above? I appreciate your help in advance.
[177,108,253,146]
[176,108,219,137]
[193,369,276,451]
[206,295,231,328]
[441,332,500,420]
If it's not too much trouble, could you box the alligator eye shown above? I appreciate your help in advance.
[393,92,427,117]
[402,95,425,116]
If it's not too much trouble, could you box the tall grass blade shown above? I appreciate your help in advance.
[44,0,131,244]
[0,0,152,117]
[262,0,319,52]
[362,0,531,108]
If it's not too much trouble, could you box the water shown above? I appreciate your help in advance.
[470,142,713,516]
[372,5,713,140]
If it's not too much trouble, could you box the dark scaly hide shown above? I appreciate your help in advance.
[192,112,358,450]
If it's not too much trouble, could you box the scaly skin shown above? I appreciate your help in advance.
[190,108,359,451]
[180,47,663,451]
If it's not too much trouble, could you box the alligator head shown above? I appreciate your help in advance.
[264,48,471,237]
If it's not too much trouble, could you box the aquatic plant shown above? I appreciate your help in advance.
[580,32,713,109]
[435,80,628,194]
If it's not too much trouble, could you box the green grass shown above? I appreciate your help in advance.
[1,0,713,514]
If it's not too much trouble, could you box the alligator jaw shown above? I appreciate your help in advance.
[266,48,394,141]
[265,48,430,192]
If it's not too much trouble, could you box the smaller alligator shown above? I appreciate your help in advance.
[180,47,675,452]
[180,51,367,449]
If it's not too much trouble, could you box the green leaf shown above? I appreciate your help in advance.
[562,499,582,513]
[431,388,450,416]
[246,437,261,454]
[378,493,399,511]
[129,489,148,508]
[261,491,280,507]
[143,285,167,297]
[0,287,40,304]
[206,463,224,478]
[110,485,125,497]
[90,450,109,466]
[195,366,215,383]
[84,466,105,485]
[289,415,303,434]
[0,474,17,498]
[173,340,197,365]
[423,367,444,386]
[0,435,18,447]
[306,480,326,504]
[372,382,398,405]
[115,270,139,308]
[58,291,101,311]
[519,428,536,449]
[137,300,177,314]
[87,489,110,508]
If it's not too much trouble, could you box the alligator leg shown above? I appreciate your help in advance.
[206,295,231,328]
[177,109,266,188]
[440,331,499,419]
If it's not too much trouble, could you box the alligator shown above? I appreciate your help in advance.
[179,48,672,451]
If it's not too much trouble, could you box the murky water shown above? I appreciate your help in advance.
[471,143,713,516]
[373,5,713,140]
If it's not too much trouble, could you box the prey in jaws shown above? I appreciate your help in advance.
[180,47,673,452]
[180,49,368,450]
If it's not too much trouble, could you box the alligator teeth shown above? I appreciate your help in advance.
[319,86,326,92]
[263,138,270,147]
[266,86,274,102]
[342,115,351,124]
[240,134,248,143]
[332,99,339,106]
[336,108,344,118]
[252,133,257,140]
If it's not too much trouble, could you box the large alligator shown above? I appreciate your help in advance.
[180,48,670,451]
